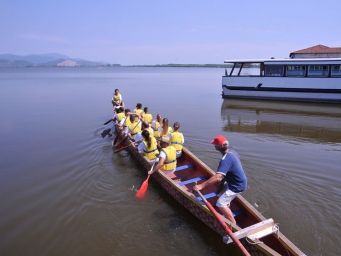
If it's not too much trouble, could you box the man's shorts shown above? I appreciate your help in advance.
[216,183,240,207]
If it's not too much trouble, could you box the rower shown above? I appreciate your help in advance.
[142,107,153,125]
[112,89,124,112]
[133,119,154,142]
[135,130,159,163]
[114,107,125,123]
[170,122,184,158]
[158,118,173,138]
[148,136,177,175]
[152,114,162,138]
[134,103,143,121]
[124,112,142,140]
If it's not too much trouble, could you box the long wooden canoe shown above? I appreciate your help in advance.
[111,125,306,256]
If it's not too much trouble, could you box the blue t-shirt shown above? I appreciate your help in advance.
[216,150,247,193]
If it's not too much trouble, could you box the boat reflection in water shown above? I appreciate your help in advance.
[221,99,341,143]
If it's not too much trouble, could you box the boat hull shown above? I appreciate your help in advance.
[222,76,341,103]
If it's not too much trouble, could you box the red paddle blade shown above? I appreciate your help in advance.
[115,136,128,148]
[113,145,129,154]
[135,176,150,198]
[113,131,120,145]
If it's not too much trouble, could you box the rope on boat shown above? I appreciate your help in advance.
[245,237,264,245]
[244,223,280,245]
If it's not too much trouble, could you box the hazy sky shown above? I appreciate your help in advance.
[1,0,339,65]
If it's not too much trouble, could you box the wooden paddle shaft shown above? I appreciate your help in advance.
[114,139,143,153]
[196,190,250,256]
[103,118,113,125]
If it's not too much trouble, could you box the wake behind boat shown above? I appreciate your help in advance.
[222,58,341,103]
[107,120,306,256]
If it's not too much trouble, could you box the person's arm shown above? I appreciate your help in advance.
[137,141,146,152]
[119,117,125,126]
[134,132,142,142]
[193,173,224,191]
[112,113,118,121]
[124,126,130,135]
[140,118,149,127]
[127,133,134,141]
[148,157,165,175]
[128,112,141,119]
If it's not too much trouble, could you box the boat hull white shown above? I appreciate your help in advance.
[222,76,341,103]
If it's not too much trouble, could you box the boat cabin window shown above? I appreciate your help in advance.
[230,63,242,76]
[286,65,306,77]
[331,65,341,77]
[265,65,283,77]
[239,63,261,76]
[308,65,329,77]
[229,63,262,76]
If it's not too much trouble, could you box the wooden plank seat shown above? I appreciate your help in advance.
[196,192,217,201]
[174,163,195,172]
[178,175,209,186]
[223,218,278,244]
[231,209,245,217]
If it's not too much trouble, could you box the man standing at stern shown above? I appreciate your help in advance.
[193,135,247,225]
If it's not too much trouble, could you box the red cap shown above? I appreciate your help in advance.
[210,135,228,146]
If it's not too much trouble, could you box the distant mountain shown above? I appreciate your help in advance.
[0,59,34,67]
[39,59,79,67]
[0,53,108,67]
[0,53,71,64]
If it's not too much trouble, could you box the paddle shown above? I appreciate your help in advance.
[101,128,112,138]
[113,129,121,145]
[113,139,143,154]
[113,143,130,153]
[115,136,128,149]
[195,189,250,256]
[113,115,128,146]
[135,162,155,198]
[103,118,113,125]
[115,117,141,147]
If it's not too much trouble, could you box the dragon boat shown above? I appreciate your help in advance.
[110,124,305,256]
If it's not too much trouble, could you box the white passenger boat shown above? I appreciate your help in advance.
[222,58,341,103]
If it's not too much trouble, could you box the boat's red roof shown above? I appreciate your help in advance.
[290,44,341,57]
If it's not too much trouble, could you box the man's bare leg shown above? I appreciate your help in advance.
[218,205,236,225]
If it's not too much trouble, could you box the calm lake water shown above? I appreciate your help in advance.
[0,67,340,256]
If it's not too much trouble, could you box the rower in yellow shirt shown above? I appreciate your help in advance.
[170,122,184,158]
[112,89,124,113]
[142,107,153,125]
[135,130,159,162]
[124,112,142,140]
[134,103,143,121]
[152,114,162,138]
[148,136,177,175]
